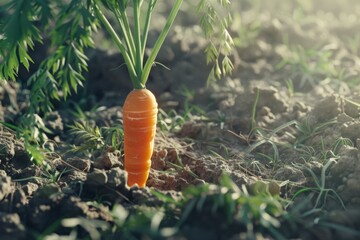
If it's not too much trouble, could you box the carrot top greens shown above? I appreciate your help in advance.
[0,0,234,162]
[94,0,183,89]
[0,0,234,93]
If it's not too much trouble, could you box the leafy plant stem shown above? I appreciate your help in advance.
[133,0,143,77]
[141,0,183,85]
[113,9,136,65]
[93,2,141,89]
[141,0,156,57]
[251,88,260,132]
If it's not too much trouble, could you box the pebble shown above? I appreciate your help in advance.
[94,151,121,170]
[67,157,91,172]
[86,169,108,186]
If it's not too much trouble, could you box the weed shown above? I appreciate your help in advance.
[244,158,266,176]
[250,87,260,131]
[1,114,53,165]
[316,220,360,238]
[68,121,104,155]
[285,78,295,97]
[232,14,261,48]
[68,120,124,157]
[158,108,187,132]
[65,101,104,121]
[246,120,298,164]
[276,45,337,89]
[294,117,337,146]
[61,217,110,240]
[167,159,199,179]
[110,205,176,239]
[295,144,318,162]
[178,174,286,239]
[292,158,346,213]
[157,103,204,133]
[13,167,70,184]
[345,33,360,55]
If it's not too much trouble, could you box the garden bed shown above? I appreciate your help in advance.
[1,0,360,239]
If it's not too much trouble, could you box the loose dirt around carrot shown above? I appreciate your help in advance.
[1,0,360,239]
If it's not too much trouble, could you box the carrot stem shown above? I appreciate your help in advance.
[141,0,156,58]
[141,0,183,85]
[93,2,143,89]
[133,0,143,78]
[113,8,136,65]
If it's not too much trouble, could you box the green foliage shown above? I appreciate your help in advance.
[232,13,261,48]
[0,0,45,80]
[196,0,235,83]
[246,120,298,164]
[172,174,285,239]
[110,205,177,239]
[0,0,235,161]
[43,174,286,239]
[69,121,104,153]
[61,217,109,240]
[158,106,205,132]
[0,0,97,108]
[292,158,346,213]
[294,117,337,146]
[0,0,98,161]
[157,89,205,132]
[68,120,124,156]
[0,114,52,164]
[13,166,69,184]
[276,45,338,89]
[158,108,187,132]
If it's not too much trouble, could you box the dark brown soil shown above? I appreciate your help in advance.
[1,0,360,239]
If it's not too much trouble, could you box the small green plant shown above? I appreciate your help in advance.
[157,108,187,132]
[177,174,285,239]
[13,166,70,184]
[246,120,298,164]
[250,87,260,131]
[294,117,337,146]
[166,154,198,179]
[345,33,360,55]
[0,115,52,164]
[276,45,337,89]
[292,158,346,213]
[285,78,295,97]
[232,13,261,48]
[110,205,176,239]
[68,120,124,156]
[157,103,205,133]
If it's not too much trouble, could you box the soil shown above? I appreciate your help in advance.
[1,0,360,239]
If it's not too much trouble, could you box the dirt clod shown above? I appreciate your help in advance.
[0,170,13,201]
[274,166,306,183]
[86,169,108,186]
[66,157,91,172]
[312,95,342,122]
[0,213,25,239]
[340,120,360,143]
[0,138,15,162]
[94,151,121,170]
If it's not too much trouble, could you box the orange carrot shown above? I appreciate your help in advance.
[93,1,182,187]
[123,88,158,187]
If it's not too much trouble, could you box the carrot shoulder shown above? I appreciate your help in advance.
[123,88,158,187]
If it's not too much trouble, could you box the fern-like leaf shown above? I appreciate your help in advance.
[196,0,235,83]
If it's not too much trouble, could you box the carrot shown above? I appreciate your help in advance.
[123,88,158,187]
[93,1,183,187]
